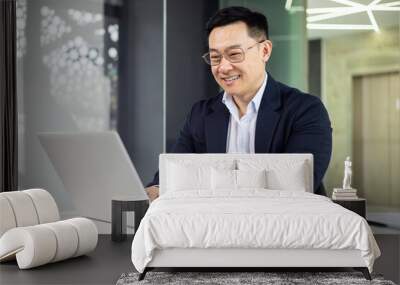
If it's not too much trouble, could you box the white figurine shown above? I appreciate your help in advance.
[342,156,352,190]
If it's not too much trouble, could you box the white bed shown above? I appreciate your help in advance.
[131,154,380,280]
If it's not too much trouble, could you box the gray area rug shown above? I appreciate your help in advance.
[116,272,396,285]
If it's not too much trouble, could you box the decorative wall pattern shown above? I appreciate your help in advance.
[16,0,27,58]
[37,2,119,131]
[68,8,103,26]
[43,36,111,130]
[104,14,119,130]
[41,6,72,46]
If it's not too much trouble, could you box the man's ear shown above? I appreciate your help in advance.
[262,40,272,63]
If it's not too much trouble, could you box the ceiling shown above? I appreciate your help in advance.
[288,0,400,39]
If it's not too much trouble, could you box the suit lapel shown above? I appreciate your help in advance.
[205,95,230,153]
[255,75,283,153]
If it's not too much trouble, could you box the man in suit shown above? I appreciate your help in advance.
[146,6,332,201]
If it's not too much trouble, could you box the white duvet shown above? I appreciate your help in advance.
[131,190,380,273]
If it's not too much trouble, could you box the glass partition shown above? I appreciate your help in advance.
[16,0,121,217]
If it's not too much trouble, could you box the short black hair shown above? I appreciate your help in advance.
[206,6,269,40]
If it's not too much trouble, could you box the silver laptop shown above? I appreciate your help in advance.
[38,131,148,224]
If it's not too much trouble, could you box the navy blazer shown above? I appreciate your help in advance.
[148,74,332,195]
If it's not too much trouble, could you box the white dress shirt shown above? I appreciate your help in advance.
[222,73,268,153]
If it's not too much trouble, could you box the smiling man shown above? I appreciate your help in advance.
[146,6,332,201]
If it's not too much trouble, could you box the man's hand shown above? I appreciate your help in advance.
[145,186,159,202]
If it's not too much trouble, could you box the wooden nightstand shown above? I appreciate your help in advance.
[332,198,366,218]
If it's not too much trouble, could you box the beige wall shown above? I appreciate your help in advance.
[322,26,400,197]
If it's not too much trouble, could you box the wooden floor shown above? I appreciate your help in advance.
[1,231,399,285]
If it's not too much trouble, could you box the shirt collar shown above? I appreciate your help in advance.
[222,72,268,114]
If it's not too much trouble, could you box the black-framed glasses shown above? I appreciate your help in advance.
[202,40,265,66]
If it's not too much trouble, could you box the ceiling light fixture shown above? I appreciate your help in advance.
[285,0,400,31]
[285,0,305,13]
[306,23,376,29]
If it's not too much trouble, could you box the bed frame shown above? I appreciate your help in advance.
[138,154,372,281]
[139,248,371,280]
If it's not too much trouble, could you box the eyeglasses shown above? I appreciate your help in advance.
[202,40,265,66]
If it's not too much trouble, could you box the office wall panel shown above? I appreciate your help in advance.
[118,0,164,184]
[166,0,219,151]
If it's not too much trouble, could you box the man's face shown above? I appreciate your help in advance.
[208,21,272,98]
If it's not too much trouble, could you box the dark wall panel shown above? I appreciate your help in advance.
[119,0,219,185]
[308,39,321,97]
[166,0,219,151]
[118,0,164,184]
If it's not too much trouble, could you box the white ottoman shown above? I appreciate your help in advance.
[0,189,98,269]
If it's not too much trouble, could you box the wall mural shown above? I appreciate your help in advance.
[40,6,72,46]
[16,0,27,59]
[16,0,119,131]
[68,8,103,26]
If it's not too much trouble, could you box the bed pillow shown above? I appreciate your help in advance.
[237,159,308,191]
[211,168,236,190]
[267,166,307,191]
[166,160,235,192]
[236,169,267,189]
[167,162,209,191]
[211,168,267,190]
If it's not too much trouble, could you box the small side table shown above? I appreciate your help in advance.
[112,197,149,242]
[332,198,366,218]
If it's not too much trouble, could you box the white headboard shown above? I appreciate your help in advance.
[159,154,313,194]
